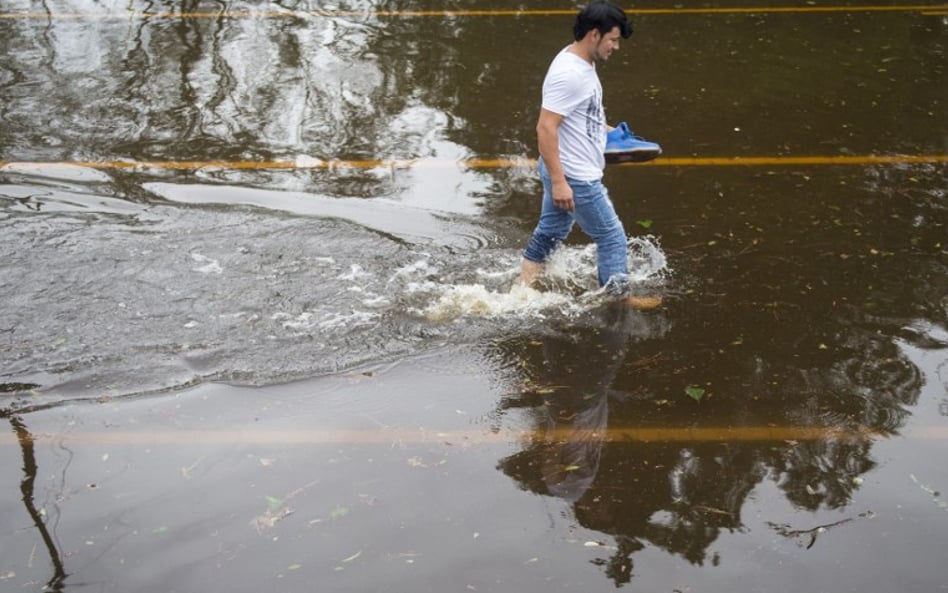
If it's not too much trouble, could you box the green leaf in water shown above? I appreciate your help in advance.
[685,386,706,402]
[330,505,350,519]
[636,219,653,229]
[266,496,283,512]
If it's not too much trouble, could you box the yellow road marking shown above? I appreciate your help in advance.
[1,425,943,446]
[637,154,948,167]
[0,5,945,19]
[2,155,946,172]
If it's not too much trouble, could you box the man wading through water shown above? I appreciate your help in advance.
[519,1,662,310]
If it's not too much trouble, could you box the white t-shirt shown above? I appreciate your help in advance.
[541,47,606,181]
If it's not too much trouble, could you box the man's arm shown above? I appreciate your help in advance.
[536,108,573,212]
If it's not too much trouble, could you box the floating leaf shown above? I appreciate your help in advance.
[330,505,350,519]
[564,465,582,472]
[250,507,294,532]
[287,564,302,571]
[685,386,706,402]
[636,219,653,229]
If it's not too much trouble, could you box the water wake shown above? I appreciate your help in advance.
[415,236,669,322]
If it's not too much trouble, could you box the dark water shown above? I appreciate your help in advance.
[1,2,947,592]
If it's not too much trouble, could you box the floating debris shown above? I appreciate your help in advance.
[910,474,948,514]
[768,511,874,549]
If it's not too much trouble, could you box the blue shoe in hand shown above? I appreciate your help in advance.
[605,122,662,164]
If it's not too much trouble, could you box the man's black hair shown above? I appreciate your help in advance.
[573,1,633,41]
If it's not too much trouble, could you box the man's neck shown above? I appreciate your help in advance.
[567,41,594,64]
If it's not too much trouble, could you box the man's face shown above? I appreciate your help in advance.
[593,26,622,62]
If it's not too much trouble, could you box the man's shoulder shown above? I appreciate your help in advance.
[548,48,591,74]
[545,51,595,87]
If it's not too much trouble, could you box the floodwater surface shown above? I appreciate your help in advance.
[1,1,946,592]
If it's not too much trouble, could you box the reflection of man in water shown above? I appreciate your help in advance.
[498,305,742,586]
[531,326,626,501]
[519,1,660,310]
[497,305,650,585]
[500,304,637,502]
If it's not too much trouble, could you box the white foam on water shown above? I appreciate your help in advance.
[418,236,669,322]
[274,309,380,332]
[265,237,668,341]
[544,236,668,289]
[191,253,223,274]
[319,310,380,330]
[392,258,439,279]
[361,295,391,307]
[422,282,578,322]
[273,311,312,329]
[628,236,669,282]
[405,280,441,294]
[337,263,371,281]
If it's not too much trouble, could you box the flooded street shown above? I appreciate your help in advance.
[1,1,947,591]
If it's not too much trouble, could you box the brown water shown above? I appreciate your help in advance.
[1,2,946,592]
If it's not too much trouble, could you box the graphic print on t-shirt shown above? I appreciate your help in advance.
[584,86,604,142]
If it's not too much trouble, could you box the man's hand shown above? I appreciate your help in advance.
[552,178,574,211]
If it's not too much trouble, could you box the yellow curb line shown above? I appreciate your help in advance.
[1,5,945,19]
[1,426,936,446]
[2,155,947,172]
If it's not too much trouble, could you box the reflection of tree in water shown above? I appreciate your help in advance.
[755,331,922,511]
[4,414,67,592]
[494,306,922,587]
[0,0,538,204]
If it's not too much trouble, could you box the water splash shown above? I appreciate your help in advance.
[415,236,669,322]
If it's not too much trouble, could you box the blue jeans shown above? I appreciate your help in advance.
[523,159,629,294]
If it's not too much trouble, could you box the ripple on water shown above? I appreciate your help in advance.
[1,176,669,408]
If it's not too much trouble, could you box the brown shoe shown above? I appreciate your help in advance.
[622,295,663,310]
